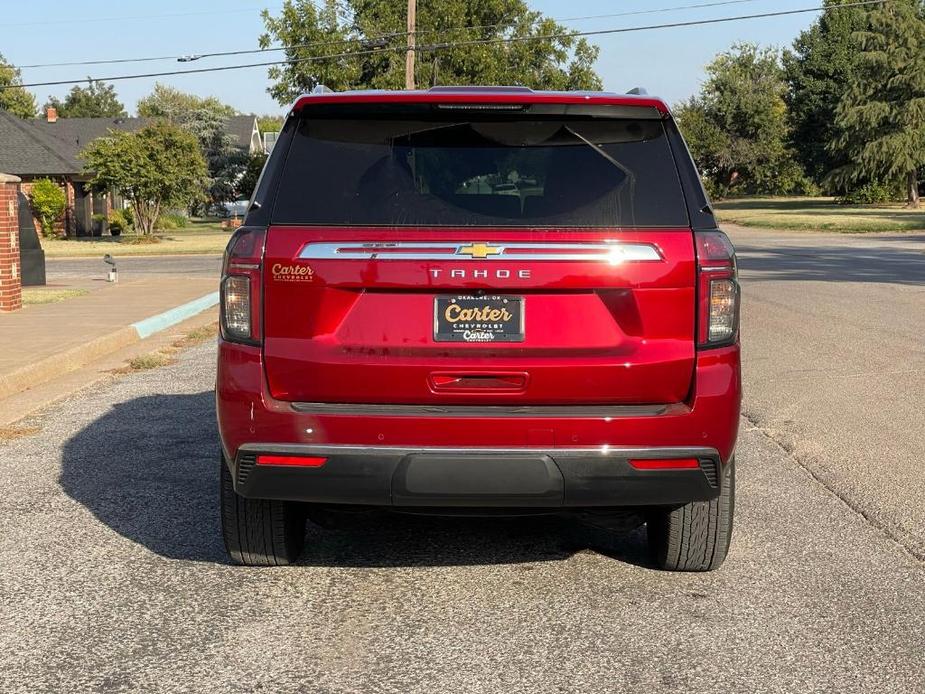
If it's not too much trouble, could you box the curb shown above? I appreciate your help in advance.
[132,291,219,338]
[0,292,220,401]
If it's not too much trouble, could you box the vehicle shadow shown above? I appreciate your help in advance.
[736,244,925,285]
[58,391,652,569]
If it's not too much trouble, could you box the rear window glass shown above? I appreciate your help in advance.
[272,114,688,227]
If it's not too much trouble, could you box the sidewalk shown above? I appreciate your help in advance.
[0,276,218,401]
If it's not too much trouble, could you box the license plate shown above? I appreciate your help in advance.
[434,295,524,343]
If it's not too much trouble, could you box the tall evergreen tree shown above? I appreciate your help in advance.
[783,0,867,187]
[833,0,925,207]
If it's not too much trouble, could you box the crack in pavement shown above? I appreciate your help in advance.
[741,409,924,564]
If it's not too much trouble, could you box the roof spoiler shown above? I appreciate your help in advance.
[626,87,648,96]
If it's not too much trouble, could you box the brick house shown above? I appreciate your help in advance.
[0,109,264,237]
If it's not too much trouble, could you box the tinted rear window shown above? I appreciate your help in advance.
[272,114,688,227]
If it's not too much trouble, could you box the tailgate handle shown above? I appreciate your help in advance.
[429,372,528,393]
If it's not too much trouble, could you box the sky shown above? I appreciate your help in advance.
[2,0,822,117]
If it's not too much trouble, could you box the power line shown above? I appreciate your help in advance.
[0,3,282,29]
[15,33,400,71]
[0,0,887,92]
[413,0,773,40]
[12,0,785,71]
[416,0,888,52]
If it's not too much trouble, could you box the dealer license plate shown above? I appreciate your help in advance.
[434,295,524,343]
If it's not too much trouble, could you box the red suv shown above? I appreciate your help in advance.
[217,87,740,571]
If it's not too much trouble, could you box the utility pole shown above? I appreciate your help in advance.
[405,0,416,90]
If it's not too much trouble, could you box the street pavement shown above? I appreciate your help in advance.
[47,254,223,280]
[2,341,924,693]
[728,225,925,559]
[1,228,923,692]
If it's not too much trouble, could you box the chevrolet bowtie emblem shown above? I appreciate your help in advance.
[456,243,504,259]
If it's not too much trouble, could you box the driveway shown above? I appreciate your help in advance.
[2,226,923,692]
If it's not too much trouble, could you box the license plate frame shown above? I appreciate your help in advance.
[434,295,525,343]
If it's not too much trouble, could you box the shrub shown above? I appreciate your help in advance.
[108,209,133,235]
[29,178,67,237]
[836,182,902,205]
[121,235,161,246]
[155,212,188,230]
[701,176,725,202]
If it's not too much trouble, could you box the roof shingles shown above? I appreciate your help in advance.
[0,110,80,175]
[0,112,259,177]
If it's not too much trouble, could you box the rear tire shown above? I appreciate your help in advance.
[220,454,306,566]
[646,458,735,571]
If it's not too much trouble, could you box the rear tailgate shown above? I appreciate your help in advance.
[263,227,694,405]
[259,100,697,406]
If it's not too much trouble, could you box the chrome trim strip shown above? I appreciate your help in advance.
[289,402,672,417]
[238,443,719,459]
[297,241,662,262]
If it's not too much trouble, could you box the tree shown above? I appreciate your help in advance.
[257,115,284,134]
[832,0,925,207]
[81,122,208,235]
[136,84,245,206]
[236,152,268,201]
[28,179,67,238]
[44,80,126,118]
[783,0,867,187]
[137,83,237,120]
[259,0,602,103]
[181,107,249,205]
[675,43,806,198]
[0,53,37,118]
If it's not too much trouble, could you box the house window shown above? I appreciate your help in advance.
[264,132,279,153]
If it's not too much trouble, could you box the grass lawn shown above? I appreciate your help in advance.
[714,197,925,233]
[21,287,90,305]
[41,219,233,258]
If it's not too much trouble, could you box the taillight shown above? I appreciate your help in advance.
[220,226,266,345]
[695,230,740,348]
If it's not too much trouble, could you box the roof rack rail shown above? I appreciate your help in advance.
[311,84,334,95]
[428,85,535,93]
[626,87,648,96]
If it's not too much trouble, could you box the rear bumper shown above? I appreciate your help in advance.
[217,340,740,508]
[230,444,723,507]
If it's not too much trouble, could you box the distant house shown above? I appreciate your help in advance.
[0,108,264,236]
[224,115,265,155]
[263,130,281,154]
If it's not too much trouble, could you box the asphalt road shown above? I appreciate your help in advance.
[728,225,925,559]
[2,228,922,692]
[47,254,222,281]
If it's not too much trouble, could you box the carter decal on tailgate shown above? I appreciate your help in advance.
[271,263,315,282]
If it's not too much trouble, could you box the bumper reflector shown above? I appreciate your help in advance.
[629,457,700,470]
[256,454,328,468]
